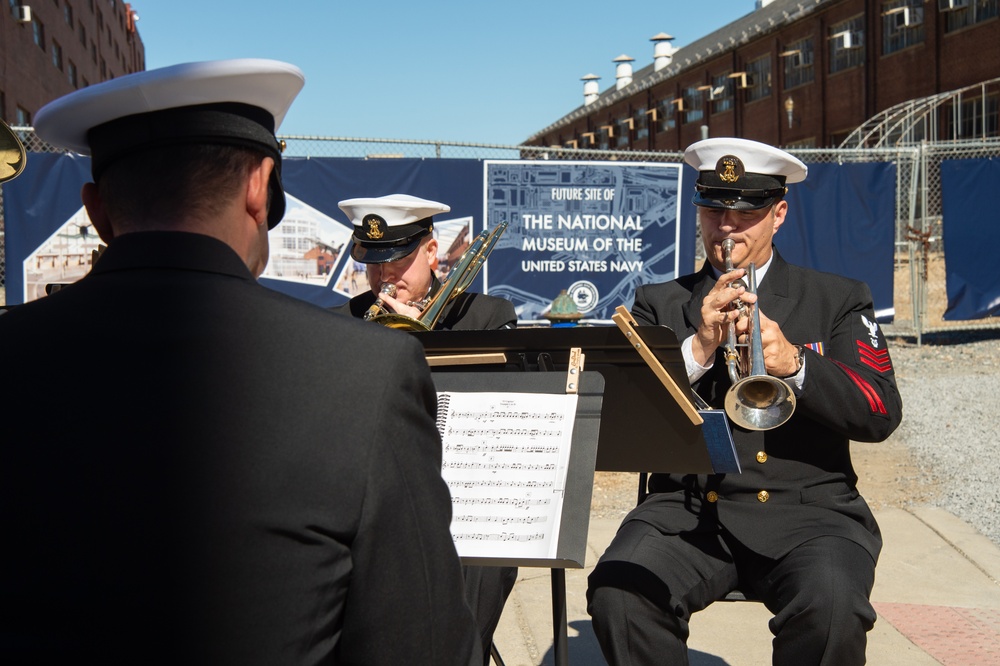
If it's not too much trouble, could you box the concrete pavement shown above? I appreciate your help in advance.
[491,506,1000,665]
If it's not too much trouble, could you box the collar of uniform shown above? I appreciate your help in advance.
[89,231,255,281]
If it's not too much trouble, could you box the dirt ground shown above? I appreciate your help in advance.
[589,435,938,520]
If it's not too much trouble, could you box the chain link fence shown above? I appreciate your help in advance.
[3,128,998,340]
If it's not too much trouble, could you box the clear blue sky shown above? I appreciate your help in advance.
[135,0,756,146]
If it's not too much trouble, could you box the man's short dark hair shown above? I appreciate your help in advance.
[98,144,267,231]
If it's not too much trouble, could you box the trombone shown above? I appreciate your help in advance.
[721,238,796,431]
[367,219,509,331]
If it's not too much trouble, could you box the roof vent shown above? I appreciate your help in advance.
[581,74,601,105]
[613,54,635,90]
[651,33,676,71]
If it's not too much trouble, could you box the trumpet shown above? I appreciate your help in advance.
[368,220,509,331]
[363,282,397,321]
[721,239,796,431]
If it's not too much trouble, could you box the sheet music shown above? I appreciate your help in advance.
[437,391,579,560]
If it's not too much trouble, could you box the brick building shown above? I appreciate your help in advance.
[524,0,999,150]
[0,0,145,127]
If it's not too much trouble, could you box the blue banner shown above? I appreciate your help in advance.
[485,161,687,321]
[771,161,897,321]
[941,158,1000,321]
[4,155,896,324]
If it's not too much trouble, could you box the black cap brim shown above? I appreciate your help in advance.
[693,189,782,210]
[350,236,424,264]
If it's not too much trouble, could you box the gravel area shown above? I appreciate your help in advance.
[590,328,1000,548]
[879,330,1000,546]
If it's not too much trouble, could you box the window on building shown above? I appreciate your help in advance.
[744,56,772,103]
[942,0,999,32]
[616,117,632,147]
[634,107,649,140]
[100,57,106,79]
[597,124,612,149]
[948,92,999,139]
[16,106,31,126]
[52,40,63,70]
[683,87,704,124]
[64,2,73,24]
[91,40,97,63]
[657,97,677,132]
[33,16,46,51]
[782,39,815,89]
[68,60,78,87]
[79,23,87,45]
[709,73,734,113]
[0,90,6,122]
[883,0,925,54]
[829,16,865,73]
[8,0,18,18]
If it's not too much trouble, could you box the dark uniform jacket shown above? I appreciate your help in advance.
[334,275,517,331]
[628,248,902,562]
[0,231,477,665]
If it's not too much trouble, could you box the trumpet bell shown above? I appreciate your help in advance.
[724,376,797,431]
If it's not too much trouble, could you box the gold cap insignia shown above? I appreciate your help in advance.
[363,214,385,240]
[716,155,744,184]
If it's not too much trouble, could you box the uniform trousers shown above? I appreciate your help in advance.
[464,565,519,665]
[587,520,877,666]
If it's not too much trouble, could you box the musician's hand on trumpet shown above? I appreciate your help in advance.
[752,309,803,379]
[691,268,753,367]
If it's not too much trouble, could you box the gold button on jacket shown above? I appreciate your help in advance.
[706,491,719,503]
[757,490,770,503]
[756,451,768,463]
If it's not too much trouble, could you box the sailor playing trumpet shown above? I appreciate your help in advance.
[587,138,902,666]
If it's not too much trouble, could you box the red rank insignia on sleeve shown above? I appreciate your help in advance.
[857,339,892,373]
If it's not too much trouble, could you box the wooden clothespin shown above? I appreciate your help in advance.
[565,347,584,394]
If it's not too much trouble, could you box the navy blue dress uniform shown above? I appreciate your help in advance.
[0,60,479,665]
[331,194,517,665]
[587,138,903,665]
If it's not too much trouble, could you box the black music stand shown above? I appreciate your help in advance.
[415,323,726,666]
[416,323,722,474]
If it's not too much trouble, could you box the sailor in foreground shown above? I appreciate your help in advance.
[0,59,478,665]
[333,193,516,330]
[587,137,902,665]
[333,193,517,664]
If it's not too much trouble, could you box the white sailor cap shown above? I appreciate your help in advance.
[339,194,451,264]
[33,58,305,228]
[684,137,807,210]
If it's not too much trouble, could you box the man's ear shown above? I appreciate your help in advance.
[424,236,439,270]
[771,199,789,234]
[246,157,274,228]
[81,182,114,243]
